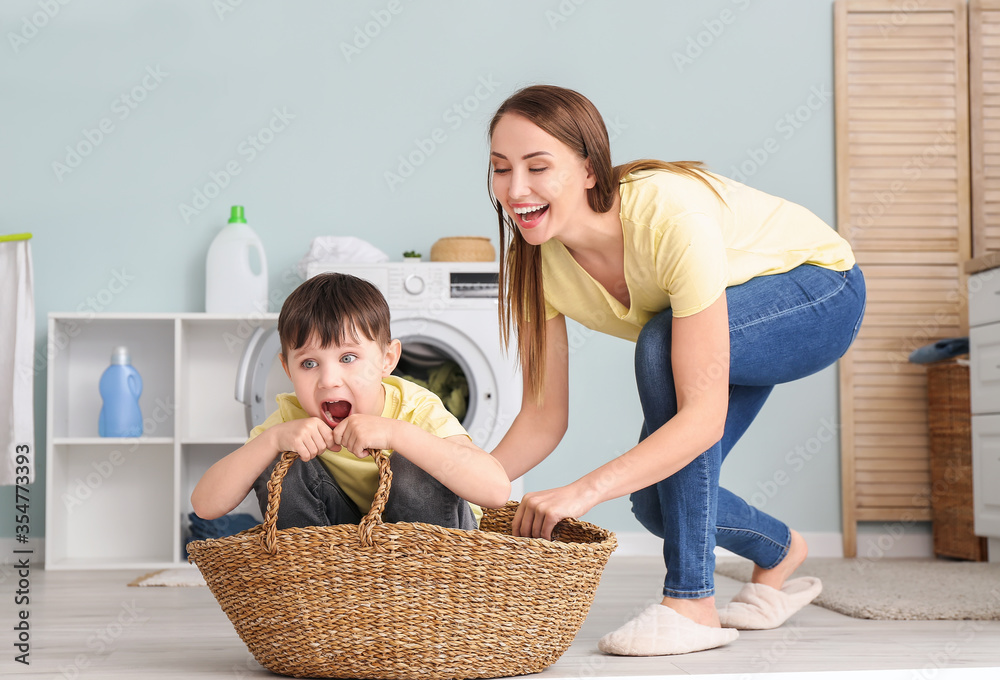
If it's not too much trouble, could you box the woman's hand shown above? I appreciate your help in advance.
[512,485,594,540]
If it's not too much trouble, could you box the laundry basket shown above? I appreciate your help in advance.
[187,451,617,679]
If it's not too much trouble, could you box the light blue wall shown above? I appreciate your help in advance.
[1,0,846,539]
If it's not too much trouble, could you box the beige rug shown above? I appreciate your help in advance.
[129,568,207,587]
[715,557,1000,620]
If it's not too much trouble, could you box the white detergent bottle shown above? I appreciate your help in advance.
[205,205,268,313]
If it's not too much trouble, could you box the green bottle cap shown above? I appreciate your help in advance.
[228,206,247,224]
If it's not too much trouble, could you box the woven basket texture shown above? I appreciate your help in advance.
[926,361,987,561]
[430,237,495,262]
[188,451,617,679]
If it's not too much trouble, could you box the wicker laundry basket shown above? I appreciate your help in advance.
[187,451,617,679]
[926,360,987,561]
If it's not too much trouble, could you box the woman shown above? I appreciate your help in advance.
[487,85,865,656]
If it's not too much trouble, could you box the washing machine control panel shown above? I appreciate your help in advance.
[386,267,448,306]
[313,262,500,310]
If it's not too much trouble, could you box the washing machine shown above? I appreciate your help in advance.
[235,260,523,494]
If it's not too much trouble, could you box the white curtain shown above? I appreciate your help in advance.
[1,236,34,485]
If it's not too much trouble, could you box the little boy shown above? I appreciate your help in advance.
[191,272,511,530]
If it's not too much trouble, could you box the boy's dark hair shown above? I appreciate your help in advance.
[278,273,391,357]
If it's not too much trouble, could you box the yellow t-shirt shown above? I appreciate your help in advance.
[249,375,481,522]
[541,169,856,341]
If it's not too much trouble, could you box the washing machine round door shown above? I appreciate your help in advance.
[391,317,504,451]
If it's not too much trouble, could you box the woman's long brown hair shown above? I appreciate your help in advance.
[488,85,723,401]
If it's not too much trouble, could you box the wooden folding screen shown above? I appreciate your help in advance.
[972,0,1000,255]
[835,0,971,557]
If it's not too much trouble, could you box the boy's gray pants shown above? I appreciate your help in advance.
[253,451,477,530]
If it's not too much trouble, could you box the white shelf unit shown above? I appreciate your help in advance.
[44,313,290,570]
[969,268,1000,561]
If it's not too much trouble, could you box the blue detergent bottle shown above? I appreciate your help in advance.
[98,346,143,437]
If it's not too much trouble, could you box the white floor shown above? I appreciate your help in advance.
[7,556,1000,679]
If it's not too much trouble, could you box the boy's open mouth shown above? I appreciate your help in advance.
[321,400,352,428]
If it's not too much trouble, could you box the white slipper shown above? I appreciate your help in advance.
[717,577,822,630]
[597,604,739,656]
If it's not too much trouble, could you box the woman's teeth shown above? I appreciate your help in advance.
[514,204,548,215]
[514,204,549,223]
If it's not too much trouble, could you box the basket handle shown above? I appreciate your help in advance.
[262,449,393,555]
[358,450,392,547]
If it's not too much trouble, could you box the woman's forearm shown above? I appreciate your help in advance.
[491,406,568,481]
[492,313,571,481]
[570,399,725,508]
[567,294,732,506]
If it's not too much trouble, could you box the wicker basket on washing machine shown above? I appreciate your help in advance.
[430,236,496,262]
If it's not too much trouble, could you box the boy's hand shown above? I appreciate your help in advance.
[333,414,398,459]
[268,417,337,462]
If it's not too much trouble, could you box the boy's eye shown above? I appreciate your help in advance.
[341,354,357,364]
[301,359,317,369]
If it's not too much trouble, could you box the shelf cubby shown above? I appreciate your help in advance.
[45,313,286,569]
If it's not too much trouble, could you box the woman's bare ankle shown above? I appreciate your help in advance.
[751,529,808,590]
[660,595,721,628]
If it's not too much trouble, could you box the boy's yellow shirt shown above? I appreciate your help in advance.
[249,375,482,523]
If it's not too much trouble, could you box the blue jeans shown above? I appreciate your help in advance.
[630,264,866,599]
[253,452,477,531]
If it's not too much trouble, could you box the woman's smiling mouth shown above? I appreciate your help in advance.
[513,204,549,227]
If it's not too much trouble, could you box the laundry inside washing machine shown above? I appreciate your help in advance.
[393,341,470,422]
